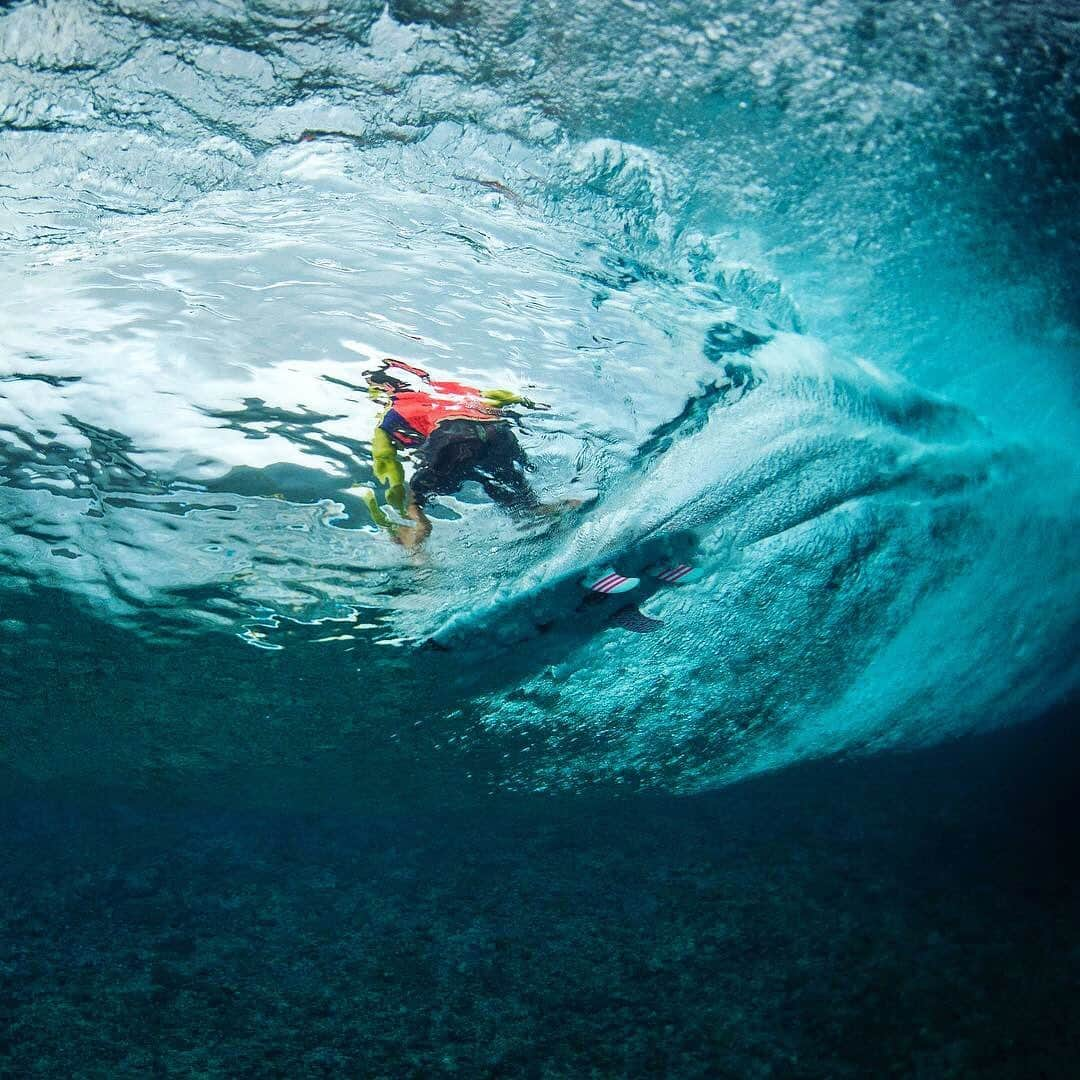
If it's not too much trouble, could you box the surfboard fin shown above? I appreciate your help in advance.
[648,562,703,585]
[582,568,640,595]
[607,605,664,633]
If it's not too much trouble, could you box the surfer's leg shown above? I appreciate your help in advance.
[474,423,538,510]
[410,422,480,504]
[393,493,431,550]
[478,423,590,516]
[533,493,594,515]
[479,471,536,510]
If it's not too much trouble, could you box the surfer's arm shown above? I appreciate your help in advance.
[482,388,550,410]
[371,424,408,514]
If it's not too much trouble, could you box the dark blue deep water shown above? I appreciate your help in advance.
[2,0,1078,1074]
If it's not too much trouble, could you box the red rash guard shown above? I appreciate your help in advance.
[390,380,502,438]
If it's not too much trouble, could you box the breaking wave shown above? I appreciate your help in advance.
[1,0,1077,799]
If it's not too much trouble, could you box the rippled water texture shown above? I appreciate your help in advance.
[1,0,1077,799]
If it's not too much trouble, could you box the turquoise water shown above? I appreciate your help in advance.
[2,0,1078,1072]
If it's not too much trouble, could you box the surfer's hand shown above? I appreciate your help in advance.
[522,398,550,410]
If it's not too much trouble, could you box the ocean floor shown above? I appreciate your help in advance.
[1,702,1077,1078]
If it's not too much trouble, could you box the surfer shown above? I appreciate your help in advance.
[358,359,562,548]
[357,359,703,631]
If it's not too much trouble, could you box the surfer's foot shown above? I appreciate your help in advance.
[582,568,640,595]
[536,492,595,516]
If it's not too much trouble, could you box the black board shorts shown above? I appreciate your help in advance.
[405,418,536,509]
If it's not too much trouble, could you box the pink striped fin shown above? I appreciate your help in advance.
[656,564,693,583]
[590,572,629,593]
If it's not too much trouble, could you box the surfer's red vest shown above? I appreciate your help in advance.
[390,380,500,438]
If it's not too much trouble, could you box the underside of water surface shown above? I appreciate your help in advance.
[2,0,1077,803]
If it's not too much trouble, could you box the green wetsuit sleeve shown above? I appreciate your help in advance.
[372,425,408,514]
[481,388,527,408]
